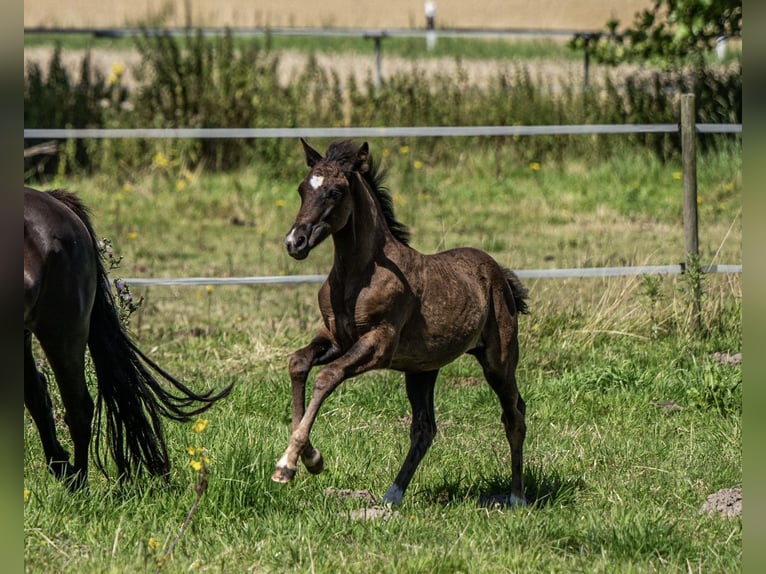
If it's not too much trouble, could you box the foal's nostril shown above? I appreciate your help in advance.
[286,229,308,253]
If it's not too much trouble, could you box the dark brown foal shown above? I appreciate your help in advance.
[274,140,528,506]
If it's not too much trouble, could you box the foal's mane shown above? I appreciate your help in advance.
[326,140,411,245]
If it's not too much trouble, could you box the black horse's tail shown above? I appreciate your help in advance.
[504,268,530,316]
[49,190,233,480]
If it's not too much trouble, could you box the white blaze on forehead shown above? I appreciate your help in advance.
[310,175,324,189]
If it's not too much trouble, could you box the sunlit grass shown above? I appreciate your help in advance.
[25,145,741,572]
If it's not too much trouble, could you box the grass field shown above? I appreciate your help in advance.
[24,0,652,31]
[24,139,741,572]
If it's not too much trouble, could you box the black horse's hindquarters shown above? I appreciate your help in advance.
[23,187,232,489]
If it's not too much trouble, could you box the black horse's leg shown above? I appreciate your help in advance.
[286,332,341,477]
[382,370,439,506]
[475,349,526,506]
[24,330,75,482]
[37,330,93,490]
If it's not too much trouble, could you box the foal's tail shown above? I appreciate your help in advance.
[49,190,233,480]
[504,268,530,315]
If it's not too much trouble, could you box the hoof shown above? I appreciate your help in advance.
[272,465,297,483]
[381,484,404,506]
[302,449,324,475]
[64,469,87,492]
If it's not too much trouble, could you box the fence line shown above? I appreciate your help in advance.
[24,124,741,140]
[23,26,594,40]
[122,265,741,287]
[24,120,741,288]
[25,25,743,95]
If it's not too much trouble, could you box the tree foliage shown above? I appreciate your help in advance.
[573,0,742,67]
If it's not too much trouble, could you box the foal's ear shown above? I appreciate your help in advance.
[301,138,323,168]
[354,141,370,174]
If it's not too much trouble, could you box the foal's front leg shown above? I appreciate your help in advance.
[273,327,396,483]
[285,331,341,478]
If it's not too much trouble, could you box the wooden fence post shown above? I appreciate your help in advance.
[681,93,701,331]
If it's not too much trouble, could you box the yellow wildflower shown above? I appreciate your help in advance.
[672,171,682,180]
[192,418,209,433]
[413,160,424,170]
[148,537,161,551]
[190,460,203,472]
[275,199,286,208]
[529,162,541,171]
[152,152,170,169]
[24,489,30,502]
[399,145,410,154]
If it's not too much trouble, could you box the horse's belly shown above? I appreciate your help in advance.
[391,319,482,372]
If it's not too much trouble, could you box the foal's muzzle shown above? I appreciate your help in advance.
[285,223,328,260]
[285,227,309,260]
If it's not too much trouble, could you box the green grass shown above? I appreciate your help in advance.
[24,143,741,572]
[23,30,581,62]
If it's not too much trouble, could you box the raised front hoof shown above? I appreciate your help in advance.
[272,465,298,483]
[302,450,324,475]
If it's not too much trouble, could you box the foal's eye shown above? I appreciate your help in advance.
[326,187,342,200]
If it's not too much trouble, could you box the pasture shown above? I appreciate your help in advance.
[23,140,741,572]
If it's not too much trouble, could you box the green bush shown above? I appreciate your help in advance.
[24,44,129,177]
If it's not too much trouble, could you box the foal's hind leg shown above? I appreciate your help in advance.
[24,331,75,483]
[35,330,94,489]
[474,348,527,506]
[382,370,439,506]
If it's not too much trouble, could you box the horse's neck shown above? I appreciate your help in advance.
[332,174,392,272]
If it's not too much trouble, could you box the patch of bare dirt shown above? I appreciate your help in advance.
[700,488,742,519]
[324,487,399,521]
[711,352,742,366]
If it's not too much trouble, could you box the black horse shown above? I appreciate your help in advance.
[24,187,232,489]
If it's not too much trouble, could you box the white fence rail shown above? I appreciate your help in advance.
[24,124,741,140]
[24,121,742,287]
[121,265,742,287]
